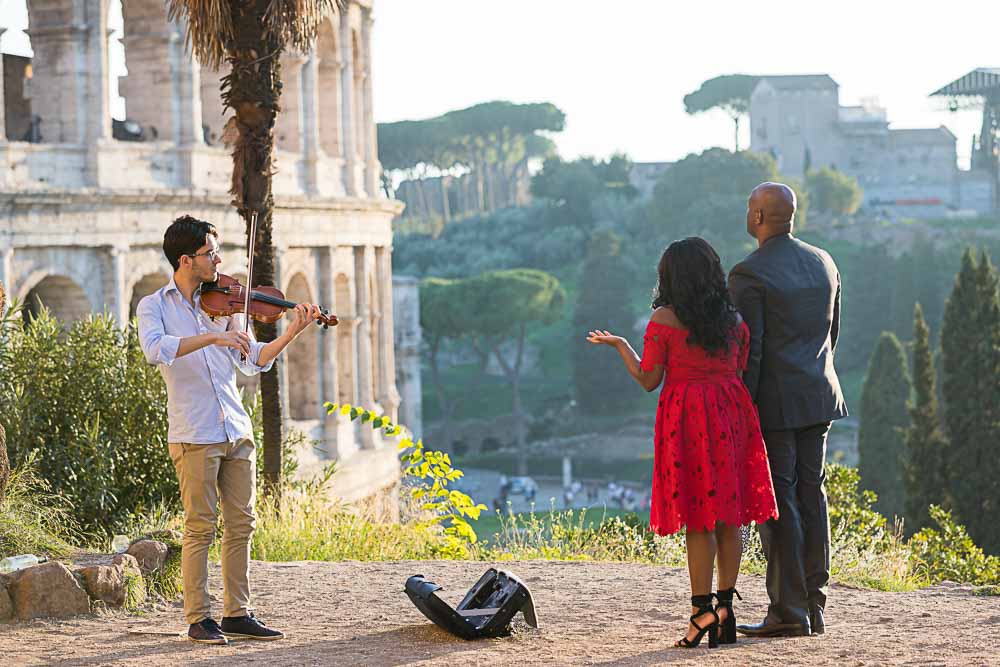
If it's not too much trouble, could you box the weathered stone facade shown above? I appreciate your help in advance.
[749,74,971,217]
[0,0,413,507]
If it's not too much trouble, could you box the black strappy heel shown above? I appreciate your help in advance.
[715,587,742,644]
[675,594,719,649]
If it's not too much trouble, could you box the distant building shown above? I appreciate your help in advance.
[749,74,973,217]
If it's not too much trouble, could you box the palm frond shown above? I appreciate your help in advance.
[265,0,344,56]
[167,0,234,70]
[169,0,345,70]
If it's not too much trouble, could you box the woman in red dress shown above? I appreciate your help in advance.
[588,237,778,649]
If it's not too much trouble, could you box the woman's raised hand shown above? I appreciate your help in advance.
[586,329,625,347]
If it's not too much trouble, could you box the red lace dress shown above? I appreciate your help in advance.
[640,319,778,535]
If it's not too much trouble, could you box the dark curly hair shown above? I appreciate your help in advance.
[651,237,739,354]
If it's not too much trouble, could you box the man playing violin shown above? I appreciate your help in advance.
[137,215,321,645]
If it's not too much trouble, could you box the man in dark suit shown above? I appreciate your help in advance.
[729,182,848,638]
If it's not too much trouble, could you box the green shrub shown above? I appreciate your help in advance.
[908,505,1000,587]
[0,306,175,532]
[739,464,913,591]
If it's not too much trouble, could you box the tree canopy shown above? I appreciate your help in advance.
[531,154,637,229]
[378,101,565,211]
[650,148,807,239]
[806,167,863,215]
[683,75,759,151]
[378,101,564,176]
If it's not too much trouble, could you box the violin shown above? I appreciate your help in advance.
[200,273,338,328]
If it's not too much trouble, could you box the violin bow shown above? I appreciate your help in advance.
[242,210,258,359]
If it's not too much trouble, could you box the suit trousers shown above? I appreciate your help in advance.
[758,422,831,626]
[169,440,257,625]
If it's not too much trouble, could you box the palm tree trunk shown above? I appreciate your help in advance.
[224,0,285,496]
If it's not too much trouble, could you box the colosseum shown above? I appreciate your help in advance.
[0,0,418,507]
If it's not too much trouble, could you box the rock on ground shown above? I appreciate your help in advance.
[0,576,13,621]
[127,540,168,575]
[7,561,90,621]
[77,553,145,608]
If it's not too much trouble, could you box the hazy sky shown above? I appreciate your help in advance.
[1,0,995,169]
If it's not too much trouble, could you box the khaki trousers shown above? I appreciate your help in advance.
[168,440,256,625]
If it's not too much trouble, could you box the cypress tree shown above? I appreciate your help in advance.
[969,252,1000,552]
[940,248,1000,552]
[858,332,911,519]
[573,230,636,414]
[940,249,979,491]
[902,304,948,533]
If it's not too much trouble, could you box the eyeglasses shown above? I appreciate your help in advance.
[187,249,222,261]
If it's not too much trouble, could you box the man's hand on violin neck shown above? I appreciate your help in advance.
[255,303,323,368]
[215,330,252,357]
[286,303,323,338]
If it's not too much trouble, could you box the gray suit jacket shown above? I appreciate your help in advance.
[728,234,848,431]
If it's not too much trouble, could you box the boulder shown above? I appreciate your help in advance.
[76,554,145,608]
[127,540,168,574]
[0,576,13,621]
[8,561,91,620]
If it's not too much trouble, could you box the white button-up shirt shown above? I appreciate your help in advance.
[137,277,273,444]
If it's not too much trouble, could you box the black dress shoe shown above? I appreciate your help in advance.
[736,618,811,637]
[221,612,284,641]
[809,606,825,635]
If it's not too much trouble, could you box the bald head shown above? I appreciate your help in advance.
[746,182,795,244]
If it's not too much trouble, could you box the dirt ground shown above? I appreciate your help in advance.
[5,559,999,666]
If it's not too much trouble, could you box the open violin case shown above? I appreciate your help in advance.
[404,568,539,640]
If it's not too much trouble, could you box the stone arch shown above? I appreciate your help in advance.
[316,16,342,157]
[281,259,318,304]
[129,272,169,318]
[335,273,355,406]
[23,274,92,324]
[284,272,319,419]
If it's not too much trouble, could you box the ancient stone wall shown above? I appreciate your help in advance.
[0,0,416,510]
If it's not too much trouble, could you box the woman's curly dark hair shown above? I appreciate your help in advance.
[651,237,739,354]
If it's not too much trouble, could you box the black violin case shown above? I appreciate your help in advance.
[404,568,539,640]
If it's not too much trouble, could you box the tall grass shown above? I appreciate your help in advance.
[249,488,443,561]
[0,453,82,559]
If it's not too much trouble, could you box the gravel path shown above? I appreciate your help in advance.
[5,559,999,666]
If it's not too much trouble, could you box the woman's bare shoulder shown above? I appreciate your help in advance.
[650,306,683,328]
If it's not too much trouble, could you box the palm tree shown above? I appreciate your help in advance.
[167,0,342,494]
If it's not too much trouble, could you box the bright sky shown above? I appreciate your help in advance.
[1,0,994,169]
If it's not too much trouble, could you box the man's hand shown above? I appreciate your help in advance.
[286,303,323,340]
[215,330,251,357]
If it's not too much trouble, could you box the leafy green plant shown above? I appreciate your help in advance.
[324,402,487,557]
[0,305,175,532]
[908,505,1000,587]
